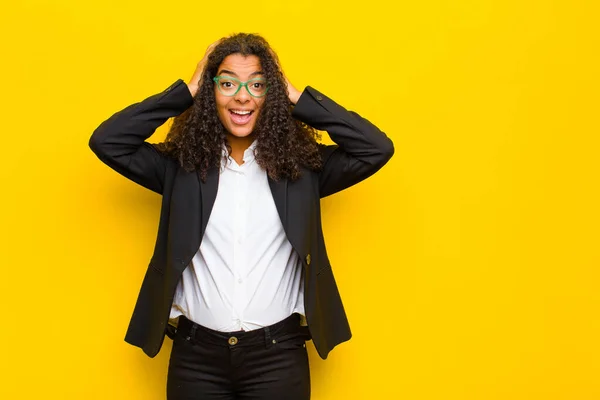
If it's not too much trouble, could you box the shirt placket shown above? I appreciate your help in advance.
[232,167,247,330]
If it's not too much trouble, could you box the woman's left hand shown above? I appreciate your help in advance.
[283,72,302,105]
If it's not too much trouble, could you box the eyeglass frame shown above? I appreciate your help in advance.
[212,75,270,98]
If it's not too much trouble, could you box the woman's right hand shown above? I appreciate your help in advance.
[187,40,221,97]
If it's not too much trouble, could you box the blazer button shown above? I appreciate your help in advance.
[316,95,323,101]
[306,254,311,265]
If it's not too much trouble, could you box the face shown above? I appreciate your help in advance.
[214,53,266,138]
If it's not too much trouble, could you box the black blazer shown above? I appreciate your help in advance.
[89,79,394,359]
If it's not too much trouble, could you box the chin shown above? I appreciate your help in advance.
[227,126,256,138]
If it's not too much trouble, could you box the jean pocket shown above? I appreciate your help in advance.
[275,336,308,351]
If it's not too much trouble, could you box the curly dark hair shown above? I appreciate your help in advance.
[154,33,323,182]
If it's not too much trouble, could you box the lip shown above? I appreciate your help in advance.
[229,109,254,125]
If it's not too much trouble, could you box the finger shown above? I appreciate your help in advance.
[207,39,222,53]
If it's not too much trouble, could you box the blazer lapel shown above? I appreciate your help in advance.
[199,166,219,237]
[167,168,202,269]
[268,175,288,231]
[167,166,218,273]
[269,175,312,268]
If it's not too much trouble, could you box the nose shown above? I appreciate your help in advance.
[234,86,251,103]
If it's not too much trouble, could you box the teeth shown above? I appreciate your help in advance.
[231,110,252,115]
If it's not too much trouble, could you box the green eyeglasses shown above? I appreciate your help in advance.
[213,75,269,98]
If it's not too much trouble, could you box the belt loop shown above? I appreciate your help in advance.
[190,323,197,341]
[265,326,272,349]
[185,320,197,341]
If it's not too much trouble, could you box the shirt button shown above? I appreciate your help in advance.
[238,278,243,284]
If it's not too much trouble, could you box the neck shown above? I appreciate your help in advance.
[227,133,255,165]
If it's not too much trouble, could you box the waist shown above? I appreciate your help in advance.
[173,313,311,348]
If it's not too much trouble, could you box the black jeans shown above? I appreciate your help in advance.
[166,314,312,400]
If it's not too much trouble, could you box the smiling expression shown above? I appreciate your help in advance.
[214,54,266,139]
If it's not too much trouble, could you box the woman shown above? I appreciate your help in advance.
[89,33,394,399]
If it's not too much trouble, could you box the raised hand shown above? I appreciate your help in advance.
[282,69,302,105]
[187,40,221,97]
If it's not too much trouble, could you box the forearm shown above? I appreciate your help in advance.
[89,79,193,161]
[291,86,394,166]
[88,79,193,194]
[290,86,394,197]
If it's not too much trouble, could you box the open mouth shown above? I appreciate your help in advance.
[229,109,254,125]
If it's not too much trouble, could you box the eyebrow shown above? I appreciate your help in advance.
[217,69,264,77]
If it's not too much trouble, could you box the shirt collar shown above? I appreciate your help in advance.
[244,140,258,162]
[221,140,258,170]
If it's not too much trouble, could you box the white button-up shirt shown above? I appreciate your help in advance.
[169,140,306,332]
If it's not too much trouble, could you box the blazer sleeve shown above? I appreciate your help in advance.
[88,79,194,194]
[291,86,394,198]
